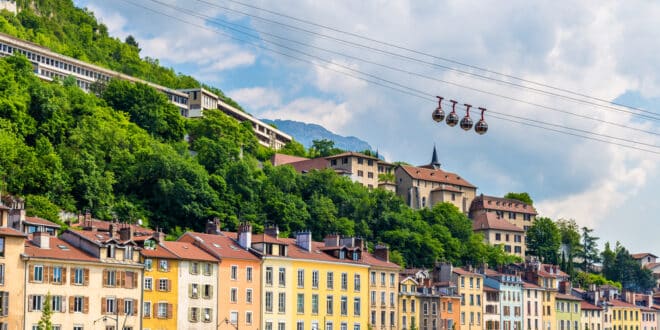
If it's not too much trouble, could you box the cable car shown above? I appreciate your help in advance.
[475,107,488,135]
[460,103,473,131]
[432,96,445,122]
[446,99,459,127]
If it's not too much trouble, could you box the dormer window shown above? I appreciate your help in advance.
[339,250,345,259]
[106,245,115,258]
[125,246,133,260]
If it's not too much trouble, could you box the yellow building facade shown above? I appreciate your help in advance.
[141,241,179,330]
[399,276,420,330]
[454,268,485,330]
[0,213,27,330]
[609,300,641,330]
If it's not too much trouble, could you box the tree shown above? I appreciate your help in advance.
[309,139,342,157]
[278,139,307,157]
[504,192,533,205]
[557,219,581,277]
[124,35,141,52]
[576,227,600,272]
[526,217,560,264]
[38,292,53,330]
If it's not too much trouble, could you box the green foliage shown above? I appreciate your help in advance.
[309,139,343,157]
[557,219,581,278]
[601,242,655,292]
[576,226,600,272]
[25,194,62,224]
[526,217,560,264]
[38,292,53,330]
[572,271,621,290]
[504,192,533,205]
[278,139,307,157]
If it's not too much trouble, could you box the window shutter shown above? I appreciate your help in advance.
[133,300,138,316]
[188,307,193,322]
[133,272,138,288]
[118,298,124,315]
[120,271,126,288]
[28,295,33,312]
[209,285,213,299]
[61,267,67,285]
[167,303,173,319]
[68,296,74,314]
[167,279,171,292]
[101,298,107,314]
[61,295,66,312]
[188,284,193,298]
[102,270,108,287]
[83,297,89,314]
[84,268,89,286]
[153,303,158,319]
[29,266,34,283]
[45,265,52,283]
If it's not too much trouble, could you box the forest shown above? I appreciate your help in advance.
[0,0,655,292]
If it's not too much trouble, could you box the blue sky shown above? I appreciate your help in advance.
[74,0,660,254]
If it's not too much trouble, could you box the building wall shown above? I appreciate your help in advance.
[484,291,500,330]
[538,277,557,330]
[399,277,420,330]
[142,257,178,330]
[218,257,262,330]
[261,257,293,330]
[328,155,380,189]
[611,307,641,330]
[24,260,142,330]
[582,309,604,330]
[177,260,218,330]
[369,266,399,330]
[555,299,581,330]
[440,295,461,330]
[482,229,526,257]
[455,273,484,330]
[641,310,656,330]
[291,259,369,330]
[394,168,477,213]
[523,287,544,330]
[0,234,25,330]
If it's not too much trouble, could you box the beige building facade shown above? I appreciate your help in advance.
[472,211,527,257]
[0,203,27,330]
[470,195,537,232]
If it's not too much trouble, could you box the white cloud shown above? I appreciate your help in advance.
[259,98,352,134]
[227,87,282,110]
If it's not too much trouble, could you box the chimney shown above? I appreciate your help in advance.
[205,217,221,235]
[33,230,50,249]
[264,224,279,238]
[108,222,120,239]
[152,228,165,242]
[119,224,134,241]
[374,244,390,262]
[324,234,340,247]
[77,212,84,225]
[296,231,312,252]
[238,222,252,250]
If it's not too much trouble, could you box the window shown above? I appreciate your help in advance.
[0,291,8,316]
[495,233,501,241]
[230,288,237,303]
[381,272,386,286]
[327,295,334,315]
[247,267,253,281]
[390,292,395,306]
[371,291,376,305]
[105,270,117,287]
[246,311,253,325]
[354,298,361,316]
[246,288,253,303]
[341,296,348,316]
[266,267,273,285]
[105,297,116,314]
[354,274,361,291]
[143,302,151,318]
[297,293,305,313]
[0,264,4,285]
[144,277,153,291]
[203,284,212,299]
[159,260,168,272]
[203,308,212,322]
[51,295,62,312]
[381,292,386,306]
[357,170,364,177]
[368,172,374,178]
[73,296,84,313]
[203,263,212,275]
[73,268,85,285]
[158,278,169,291]
[370,272,376,284]
[189,307,199,322]
[278,292,286,313]
[298,269,305,287]
[278,268,286,286]
[52,267,63,284]
[312,294,319,314]
[266,292,273,313]
[124,299,134,315]
[34,265,44,282]
[312,270,319,288]
[231,265,238,280]
[341,273,348,290]
[297,321,305,330]
[390,273,396,287]
[327,272,334,289]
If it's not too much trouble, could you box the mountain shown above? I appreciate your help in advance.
[261,119,372,152]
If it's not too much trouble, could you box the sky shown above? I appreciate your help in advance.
[73,0,660,254]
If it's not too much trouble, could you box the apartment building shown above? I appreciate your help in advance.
[469,194,537,232]
[140,238,179,330]
[523,261,569,330]
[0,203,27,330]
[641,307,656,330]
[524,281,545,330]
[178,88,219,118]
[556,294,581,330]
[217,99,292,150]
[581,301,603,330]
[57,227,144,330]
[179,221,263,330]
[399,275,420,330]
[609,300,641,330]
[472,210,526,257]
[365,245,400,330]
[483,284,501,330]
[484,270,524,330]
[433,264,484,330]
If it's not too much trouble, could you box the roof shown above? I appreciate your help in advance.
[608,299,639,308]
[325,152,380,161]
[252,233,286,244]
[483,284,499,292]
[160,241,216,262]
[398,165,476,188]
[23,236,96,262]
[523,281,543,290]
[0,227,27,237]
[632,253,658,260]
[644,262,660,270]
[556,293,582,301]
[431,185,464,193]
[581,301,602,310]
[538,264,569,278]
[472,211,524,232]
[67,230,118,246]
[452,267,483,277]
[140,243,179,259]
[287,158,330,173]
[271,153,309,166]
[362,252,400,269]
[470,194,537,215]
[179,232,260,261]
[73,219,154,235]
[24,216,60,228]
[279,238,370,267]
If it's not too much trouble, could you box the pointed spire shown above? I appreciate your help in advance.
[430,145,441,169]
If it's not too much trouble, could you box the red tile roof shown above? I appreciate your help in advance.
[0,227,27,237]
[399,165,476,188]
[537,264,569,278]
[472,211,524,232]
[179,232,260,261]
[452,267,483,276]
[24,216,60,228]
[581,301,602,310]
[523,281,543,289]
[252,233,286,244]
[23,236,97,262]
[161,241,217,262]
[470,194,538,215]
[271,153,310,166]
[483,285,499,292]
[431,185,464,193]
[608,299,639,308]
[644,262,660,270]
[632,253,658,260]
[140,244,179,259]
[556,293,582,301]
[325,152,380,161]
[362,252,400,269]
[288,158,330,173]
[67,230,117,245]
